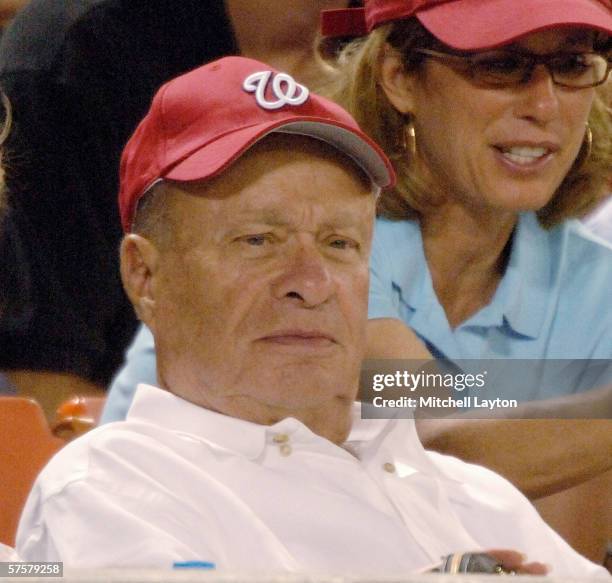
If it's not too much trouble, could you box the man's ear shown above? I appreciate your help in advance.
[120,234,160,326]
[379,45,417,115]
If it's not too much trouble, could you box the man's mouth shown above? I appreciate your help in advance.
[260,330,337,347]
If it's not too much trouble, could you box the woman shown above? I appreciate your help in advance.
[321,0,612,498]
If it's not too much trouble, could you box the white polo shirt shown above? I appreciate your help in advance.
[17,385,606,576]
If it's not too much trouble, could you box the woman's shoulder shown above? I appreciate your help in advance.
[558,218,612,278]
[373,216,420,244]
[549,220,612,332]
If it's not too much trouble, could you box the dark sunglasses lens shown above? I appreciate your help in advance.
[551,53,607,86]
[472,53,527,84]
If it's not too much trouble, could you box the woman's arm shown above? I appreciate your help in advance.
[367,317,612,499]
[367,318,432,359]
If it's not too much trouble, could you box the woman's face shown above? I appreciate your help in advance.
[382,29,598,216]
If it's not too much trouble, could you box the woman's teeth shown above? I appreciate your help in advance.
[501,146,548,165]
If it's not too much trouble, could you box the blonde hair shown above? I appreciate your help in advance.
[319,19,612,227]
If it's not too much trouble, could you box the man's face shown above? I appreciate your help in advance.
[147,135,375,443]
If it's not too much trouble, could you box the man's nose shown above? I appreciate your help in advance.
[272,242,334,307]
[515,64,561,125]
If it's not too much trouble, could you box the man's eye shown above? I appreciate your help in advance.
[329,238,358,251]
[243,234,269,246]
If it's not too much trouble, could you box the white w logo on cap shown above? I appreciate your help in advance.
[243,71,309,110]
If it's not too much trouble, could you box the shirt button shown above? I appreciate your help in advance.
[383,462,396,473]
[273,433,289,444]
[279,443,292,457]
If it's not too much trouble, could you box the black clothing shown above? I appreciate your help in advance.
[0,0,237,385]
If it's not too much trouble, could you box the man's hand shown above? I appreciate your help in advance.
[486,549,549,575]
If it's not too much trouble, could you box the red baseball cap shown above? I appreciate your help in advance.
[322,0,612,50]
[119,56,395,232]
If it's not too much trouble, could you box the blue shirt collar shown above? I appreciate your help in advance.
[388,213,562,339]
[490,212,556,338]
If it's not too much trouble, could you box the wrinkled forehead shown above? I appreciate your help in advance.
[158,134,377,234]
[134,133,378,235]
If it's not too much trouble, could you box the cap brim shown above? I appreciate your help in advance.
[417,0,612,50]
[163,118,395,191]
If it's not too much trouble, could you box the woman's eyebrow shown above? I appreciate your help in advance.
[561,31,595,49]
[506,32,594,53]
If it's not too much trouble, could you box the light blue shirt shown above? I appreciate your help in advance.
[100,324,156,424]
[102,212,612,422]
[369,212,612,402]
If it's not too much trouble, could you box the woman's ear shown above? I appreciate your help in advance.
[120,234,160,326]
[379,44,417,115]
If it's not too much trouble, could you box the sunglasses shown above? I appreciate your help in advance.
[413,49,611,88]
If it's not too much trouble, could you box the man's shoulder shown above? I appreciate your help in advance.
[426,450,530,508]
[33,420,174,501]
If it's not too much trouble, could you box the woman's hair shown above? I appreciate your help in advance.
[318,19,612,227]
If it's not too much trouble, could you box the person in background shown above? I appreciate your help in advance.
[2,0,406,418]
[0,90,9,217]
[0,0,28,30]
[16,56,605,577]
[318,0,612,499]
[0,89,13,394]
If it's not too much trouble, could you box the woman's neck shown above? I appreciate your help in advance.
[420,204,518,328]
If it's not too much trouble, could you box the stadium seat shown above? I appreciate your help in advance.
[0,397,64,546]
[52,395,105,440]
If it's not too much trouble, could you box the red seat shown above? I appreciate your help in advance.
[51,395,105,440]
[0,397,64,546]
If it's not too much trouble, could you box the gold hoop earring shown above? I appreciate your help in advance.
[575,123,592,171]
[400,116,417,159]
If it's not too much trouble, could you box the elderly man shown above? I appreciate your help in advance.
[16,57,606,577]
[0,0,370,415]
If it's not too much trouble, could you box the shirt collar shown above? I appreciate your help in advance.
[490,213,557,338]
[127,384,268,459]
[128,385,402,460]
[127,385,453,483]
[348,404,461,485]
[381,218,432,311]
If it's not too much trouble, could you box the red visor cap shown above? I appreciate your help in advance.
[322,0,612,50]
